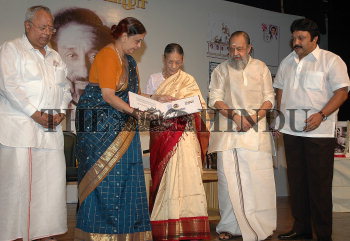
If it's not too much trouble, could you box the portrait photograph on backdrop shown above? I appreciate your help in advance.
[50,7,113,130]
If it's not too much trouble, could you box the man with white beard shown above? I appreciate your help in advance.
[208,31,277,241]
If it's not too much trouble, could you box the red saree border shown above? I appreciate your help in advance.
[149,116,188,211]
[149,114,210,212]
[151,216,210,241]
[194,112,210,162]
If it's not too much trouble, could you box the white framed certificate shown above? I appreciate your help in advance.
[128,92,202,118]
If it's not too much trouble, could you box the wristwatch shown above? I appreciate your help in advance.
[318,111,327,121]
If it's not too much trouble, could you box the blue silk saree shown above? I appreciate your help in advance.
[74,55,152,240]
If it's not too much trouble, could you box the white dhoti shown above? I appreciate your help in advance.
[216,148,276,241]
[0,144,67,241]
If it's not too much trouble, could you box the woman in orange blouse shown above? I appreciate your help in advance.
[74,17,172,240]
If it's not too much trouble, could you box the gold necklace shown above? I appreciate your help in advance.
[114,45,123,64]
[114,45,128,89]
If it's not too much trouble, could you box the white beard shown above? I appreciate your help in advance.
[229,57,248,70]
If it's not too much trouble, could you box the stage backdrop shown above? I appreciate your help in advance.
[0,0,307,99]
[1,0,326,196]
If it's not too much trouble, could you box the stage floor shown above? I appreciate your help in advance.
[57,197,350,241]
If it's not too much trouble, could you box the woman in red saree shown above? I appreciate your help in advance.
[147,43,210,240]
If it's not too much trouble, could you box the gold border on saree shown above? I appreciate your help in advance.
[78,118,136,204]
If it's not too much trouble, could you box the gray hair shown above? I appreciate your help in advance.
[25,5,52,22]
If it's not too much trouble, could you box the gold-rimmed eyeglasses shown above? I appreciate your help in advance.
[29,21,56,34]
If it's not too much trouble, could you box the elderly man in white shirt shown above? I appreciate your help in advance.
[0,5,71,241]
[274,18,349,241]
[208,31,276,241]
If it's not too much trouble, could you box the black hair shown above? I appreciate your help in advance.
[290,18,320,44]
[164,43,184,57]
[51,8,113,49]
[111,17,146,40]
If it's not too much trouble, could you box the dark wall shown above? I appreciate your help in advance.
[224,0,281,12]
[224,0,327,33]
[328,0,350,120]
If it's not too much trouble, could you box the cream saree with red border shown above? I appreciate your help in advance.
[149,70,210,240]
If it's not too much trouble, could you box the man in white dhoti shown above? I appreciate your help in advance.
[208,31,276,241]
[0,5,71,241]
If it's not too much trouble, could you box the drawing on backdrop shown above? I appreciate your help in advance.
[207,14,236,60]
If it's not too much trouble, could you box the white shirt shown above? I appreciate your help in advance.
[145,72,165,94]
[0,35,72,149]
[273,46,350,137]
[208,57,275,154]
